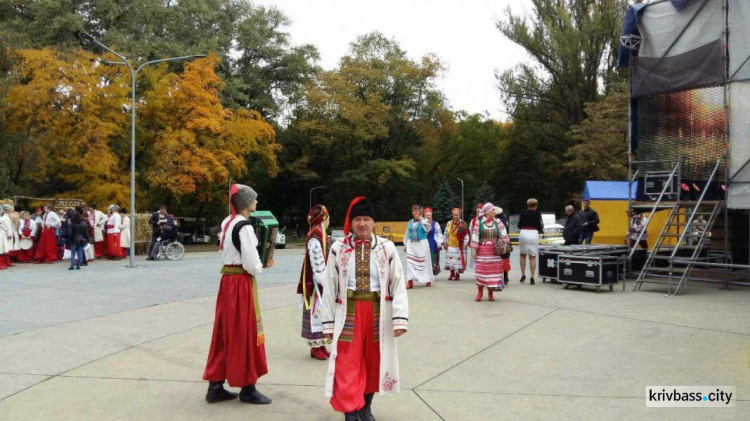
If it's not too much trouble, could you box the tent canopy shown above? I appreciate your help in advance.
[582,181,638,201]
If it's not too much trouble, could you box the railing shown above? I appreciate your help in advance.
[668,154,725,263]
[628,159,681,260]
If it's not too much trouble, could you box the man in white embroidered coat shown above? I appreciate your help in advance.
[321,196,409,421]
[89,204,107,259]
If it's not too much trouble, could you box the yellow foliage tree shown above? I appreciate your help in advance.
[2,50,278,209]
[4,48,130,205]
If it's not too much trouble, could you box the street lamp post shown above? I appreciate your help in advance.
[83,33,205,269]
[309,185,326,213]
[456,178,464,221]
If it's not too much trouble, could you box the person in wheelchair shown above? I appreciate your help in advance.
[147,215,179,260]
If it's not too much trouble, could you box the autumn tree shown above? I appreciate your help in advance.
[0,0,319,118]
[273,33,446,223]
[2,49,278,213]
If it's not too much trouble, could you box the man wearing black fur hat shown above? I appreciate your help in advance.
[321,196,410,421]
[202,183,271,405]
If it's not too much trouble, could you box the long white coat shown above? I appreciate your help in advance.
[93,210,107,242]
[120,215,131,248]
[0,214,12,254]
[321,234,409,397]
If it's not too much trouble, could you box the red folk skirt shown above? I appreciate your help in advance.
[203,273,268,387]
[34,228,58,263]
[106,232,122,259]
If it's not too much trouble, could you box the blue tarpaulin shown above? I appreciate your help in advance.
[670,0,693,12]
[582,181,638,201]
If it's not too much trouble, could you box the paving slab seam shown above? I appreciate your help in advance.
[561,307,750,337]
[413,308,560,390]
[0,375,53,403]
[412,390,446,421]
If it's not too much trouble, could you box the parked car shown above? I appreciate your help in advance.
[540,223,565,245]
[330,230,346,243]
[276,227,286,249]
[174,217,211,245]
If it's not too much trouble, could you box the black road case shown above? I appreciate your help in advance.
[557,254,620,292]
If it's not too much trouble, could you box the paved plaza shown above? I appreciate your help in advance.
[0,249,748,420]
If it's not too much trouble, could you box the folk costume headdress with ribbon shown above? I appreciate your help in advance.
[423,207,433,215]
[300,205,330,311]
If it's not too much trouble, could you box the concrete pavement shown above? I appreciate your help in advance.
[0,249,748,420]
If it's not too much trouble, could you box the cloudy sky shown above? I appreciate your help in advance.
[256,0,532,121]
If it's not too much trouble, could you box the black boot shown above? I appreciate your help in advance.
[344,412,361,421]
[358,393,375,420]
[205,381,238,403]
[239,384,272,404]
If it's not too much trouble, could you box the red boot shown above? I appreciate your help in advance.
[448,271,455,281]
[407,280,413,289]
[0,255,7,270]
[322,346,330,357]
[475,285,483,302]
[310,347,328,360]
[488,289,495,301]
[455,273,460,281]
[426,282,432,287]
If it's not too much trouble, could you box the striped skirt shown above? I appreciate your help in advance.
[445,246,465,272]
[406,239,434,283]
[475,241,504,290]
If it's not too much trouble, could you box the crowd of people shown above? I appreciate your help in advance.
[0,202,182,270]
[0,202,130,270]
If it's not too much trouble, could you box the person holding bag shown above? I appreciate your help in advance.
[469,203,510,302]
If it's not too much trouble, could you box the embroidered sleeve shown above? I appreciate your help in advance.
[308,238,326,284]
[434,223,444,246]
[387,243,409,332]
[468,220,480,250]
[321,243,341,335]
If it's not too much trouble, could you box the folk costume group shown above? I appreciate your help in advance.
[0,203,130,270]
[203,189,409,420]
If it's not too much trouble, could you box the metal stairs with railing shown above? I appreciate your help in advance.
[632,154,726,296]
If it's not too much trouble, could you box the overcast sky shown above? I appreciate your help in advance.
[256,0,531,121]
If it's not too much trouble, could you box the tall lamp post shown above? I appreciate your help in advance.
[456,178,464,221]
[83,32,205,269]
[309,185,326,212]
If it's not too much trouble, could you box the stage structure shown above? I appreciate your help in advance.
[618,0,750,295]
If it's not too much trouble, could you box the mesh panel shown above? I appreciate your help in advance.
[636,86,727,180]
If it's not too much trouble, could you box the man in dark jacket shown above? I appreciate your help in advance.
[149,205,167,252]
[578,200,600,245]
[563,205,581,245]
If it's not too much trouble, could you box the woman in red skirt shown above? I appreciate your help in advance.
[469,202,510,302]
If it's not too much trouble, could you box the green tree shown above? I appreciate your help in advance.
[273,32,447,224]
[495,0,629,212]
[565,80,629,181]
[472,181,496,208]
[432,179,460,225]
